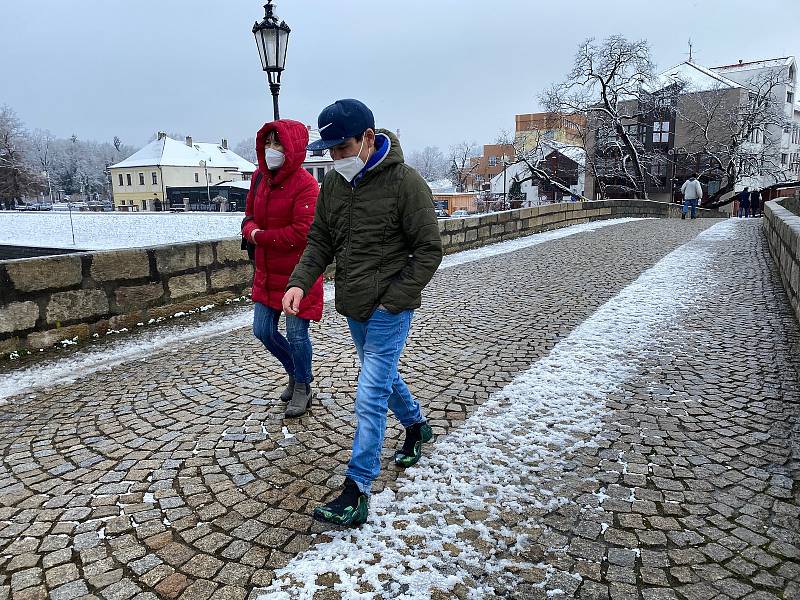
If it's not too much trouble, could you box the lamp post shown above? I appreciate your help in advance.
[199,160,211,207]
[253,1,291,120]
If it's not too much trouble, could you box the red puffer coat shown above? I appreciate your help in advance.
[241,120,324,321]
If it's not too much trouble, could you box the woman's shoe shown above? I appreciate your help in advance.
[285,382,312,418]
[279,376,296,402]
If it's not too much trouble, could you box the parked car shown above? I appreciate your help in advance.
[451,209,469,218]
[434,208,449,219]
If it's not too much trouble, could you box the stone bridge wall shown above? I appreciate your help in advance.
[763,195,800,324]
[0,199,724,354]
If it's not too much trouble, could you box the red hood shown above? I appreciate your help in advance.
[255,119,309,185]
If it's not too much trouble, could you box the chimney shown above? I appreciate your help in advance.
[739,59,743,64]
[157,131,167,140]
[221,138,228,149]
[185,136,193,147]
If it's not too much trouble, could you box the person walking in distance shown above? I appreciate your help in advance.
[680,173,703,220]
[738,187,751,218]
[750,188,762,217]
[283,99,443,526]
[242,120,324,418]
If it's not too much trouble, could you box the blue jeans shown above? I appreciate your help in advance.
[682,198,698,218]
[345,308,424,495]
[738,203,750,218]
[253,303,313,384]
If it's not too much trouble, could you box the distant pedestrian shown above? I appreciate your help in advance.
[284,99,442,527]
[750,188,761,217]
[242,119,324,418]
[738,187,751,218]
[680,174,703,220]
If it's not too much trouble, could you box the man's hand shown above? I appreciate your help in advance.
[282,287,304,315]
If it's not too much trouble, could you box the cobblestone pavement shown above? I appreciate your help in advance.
[0,218,797,599]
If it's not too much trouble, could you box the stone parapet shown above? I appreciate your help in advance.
[763,195,800,324]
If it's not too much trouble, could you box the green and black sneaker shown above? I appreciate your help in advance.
[394,421,433,468]
[312,477,368,527]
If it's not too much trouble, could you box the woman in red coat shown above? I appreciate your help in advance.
[241,120,324,418]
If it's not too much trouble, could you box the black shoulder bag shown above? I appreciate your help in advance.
[240,171,265,261]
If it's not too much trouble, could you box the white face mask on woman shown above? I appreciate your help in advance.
[265,148,285,170]
[333,137,366,182]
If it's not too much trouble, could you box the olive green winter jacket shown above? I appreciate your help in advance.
[287,129,443,322]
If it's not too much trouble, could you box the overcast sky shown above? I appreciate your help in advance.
[1,0,798,154]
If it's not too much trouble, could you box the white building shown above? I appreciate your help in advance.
[302,128,335,186]
[109,133,256,211]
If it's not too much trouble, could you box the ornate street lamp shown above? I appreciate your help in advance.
[253,1,291,120]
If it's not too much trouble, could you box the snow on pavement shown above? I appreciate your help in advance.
[256,221,732,599]
[0,218,640,404]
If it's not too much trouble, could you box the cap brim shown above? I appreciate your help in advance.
[307,137,344,151]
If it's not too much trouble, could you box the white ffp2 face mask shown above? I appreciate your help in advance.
[333,137,366,182]
[265,148,285,170]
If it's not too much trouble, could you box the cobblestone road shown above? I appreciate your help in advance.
[1,219,798,599]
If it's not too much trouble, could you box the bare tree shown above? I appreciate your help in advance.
[28,128,56,201]
[447,141,480,192]
[0,105,40,208]
[542,35,656,198]
[407,146,448,181]
[675,70,793,208]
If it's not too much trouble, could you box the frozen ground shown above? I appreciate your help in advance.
[0,211,243,249]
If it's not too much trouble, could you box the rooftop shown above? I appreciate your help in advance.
[110,136,257,172]
[654,61,741,93]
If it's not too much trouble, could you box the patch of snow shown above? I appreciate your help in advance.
[281,427,295,440]
[256,221,732,598]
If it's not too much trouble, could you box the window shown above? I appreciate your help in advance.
[218,175,221,180]
[488,156,497,167]
[126,173,132,186]
[305,168,313,175]
[316,168,325,183]
[152,172,158,185]
[781,153,788,165]
[788,91,794,104]
[652,121,670,143]
[194,173,199,183]
[118,173,123,186]
[311,149,324,157]
[138,172,145,185]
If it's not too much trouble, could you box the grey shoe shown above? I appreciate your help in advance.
[285,382,312,418]
[279,376,295,402]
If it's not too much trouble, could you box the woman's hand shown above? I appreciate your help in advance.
[282,287,304,315]
[249,228,261,244]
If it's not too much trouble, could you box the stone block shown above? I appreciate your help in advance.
[168,273,208,299]
[6,256,82,292]
[0,301,39,334]
[46,290,109,325]
[91,250,150,281]
[215,239,247,263]
[490,224,505,237]
[465,229,478,242]
[210,265,253,291]
[198,244,214,267]
[444,219,465,232]
[0,337,20,354]
[115,283,164,310]
[27,324,90,349]
[155,245,197,274]
[450,231,466,245]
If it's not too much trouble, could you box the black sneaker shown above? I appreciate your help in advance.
[312,477,368,527]
[394,421,433,468]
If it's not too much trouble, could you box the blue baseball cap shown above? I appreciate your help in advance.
[307,99,375,151]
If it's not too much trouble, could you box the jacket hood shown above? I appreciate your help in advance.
[256,119,309,185]
[373,128,403,171]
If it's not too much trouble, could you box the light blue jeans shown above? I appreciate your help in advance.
[345,307,424,495]
[682,198,698,218]
[253,302,313,384]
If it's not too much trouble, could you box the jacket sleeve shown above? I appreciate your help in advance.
[241,171,261,240]
[680,181,688,195]
[253,177,318,251]
[287,184,335,294]
[380,169,443,312]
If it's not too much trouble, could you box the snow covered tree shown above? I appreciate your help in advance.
[407,146,448,181]
[0,105,41,208]
[234,137,257,164]
[542,36,656,199]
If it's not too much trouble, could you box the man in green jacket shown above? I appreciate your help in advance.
[283,99,443,526]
